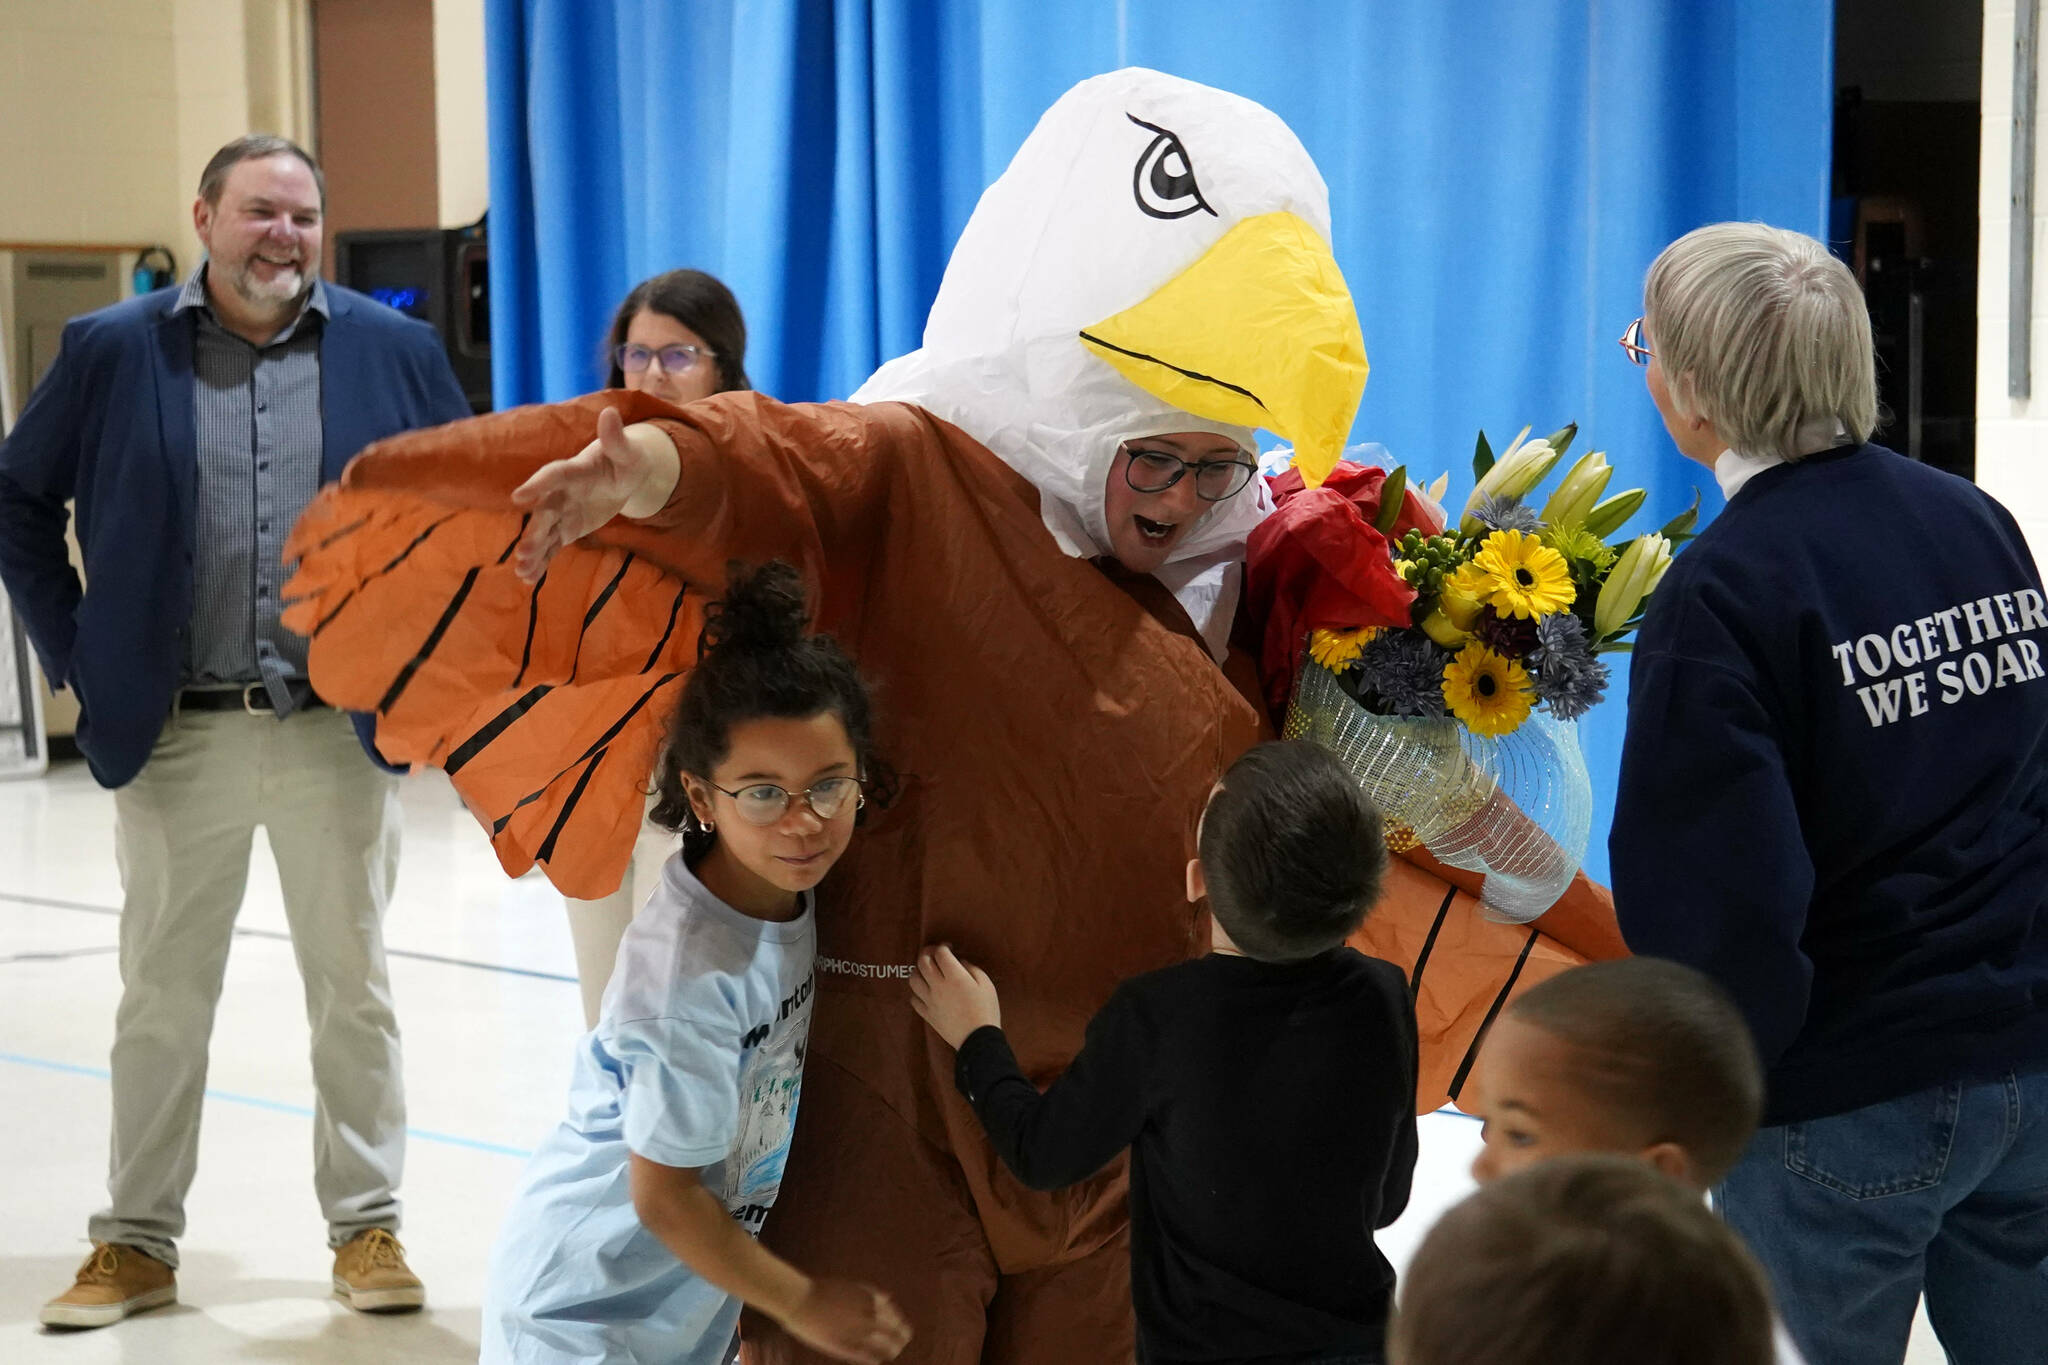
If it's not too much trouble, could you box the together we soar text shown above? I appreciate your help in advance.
[1832,589,2048,728]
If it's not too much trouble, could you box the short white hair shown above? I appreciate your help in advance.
[1643,222,1877,461]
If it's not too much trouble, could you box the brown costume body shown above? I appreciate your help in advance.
[284,389,1620,1365]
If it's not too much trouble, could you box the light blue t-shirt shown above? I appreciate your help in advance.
[482,855,816,1364]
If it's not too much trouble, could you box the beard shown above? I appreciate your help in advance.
[225,255,312,310]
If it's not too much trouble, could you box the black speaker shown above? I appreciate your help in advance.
[334,215,491,413]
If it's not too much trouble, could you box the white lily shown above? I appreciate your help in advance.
[1582,488,1647,538]
[1460,427,1560,535]
[1538,451,1612,531]
[1594,533,1675,638]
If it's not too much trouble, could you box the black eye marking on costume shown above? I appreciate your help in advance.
[1127,113,1216,220]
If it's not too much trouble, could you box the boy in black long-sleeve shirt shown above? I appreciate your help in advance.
[912,740,1419,1365]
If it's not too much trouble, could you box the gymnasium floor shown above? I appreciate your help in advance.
[0,760,1945,1363]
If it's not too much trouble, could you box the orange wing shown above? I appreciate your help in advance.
[283,404,707,899]
[1356,851,1627,1115]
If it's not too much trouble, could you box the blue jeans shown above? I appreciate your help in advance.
[1718,1071,2048,1365]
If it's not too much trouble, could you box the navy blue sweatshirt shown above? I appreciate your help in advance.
[955,948,1418,1365]
[1612,443,2048,1125]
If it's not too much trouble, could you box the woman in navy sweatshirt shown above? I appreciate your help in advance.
[1609,222,2048,1365]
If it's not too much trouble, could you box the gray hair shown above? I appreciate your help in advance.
[197,134,325,208]
[1643,222,1877,461]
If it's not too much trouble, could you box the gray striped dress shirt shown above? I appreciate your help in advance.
[171,266,328,714]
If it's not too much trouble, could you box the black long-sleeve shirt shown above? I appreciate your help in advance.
[955,948,1418,1365]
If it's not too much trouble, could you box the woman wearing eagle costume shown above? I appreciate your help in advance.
[282,71,1619,1363]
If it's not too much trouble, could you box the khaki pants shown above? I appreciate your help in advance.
[88,706,404,1267]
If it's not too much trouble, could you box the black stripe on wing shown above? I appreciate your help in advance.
[1408,886,1459,1001]
[446,685,554,777]
[642,584,692,674]
[1447,928,1540,1104]
[566,554,637,686]
[488,671,685,837]
[378,566,482,715]
[308,511,462,638]
[536,749,607,864]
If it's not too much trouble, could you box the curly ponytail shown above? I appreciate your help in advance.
[649,561,880,853]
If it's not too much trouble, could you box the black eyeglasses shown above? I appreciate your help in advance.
[1618,317,1653,366]
[709,776,865,826]
[616,343,714,375]
[1121,444,1257,502]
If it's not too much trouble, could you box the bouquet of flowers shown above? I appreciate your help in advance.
[1247,423,1694,920]
[1304,424,1693,736]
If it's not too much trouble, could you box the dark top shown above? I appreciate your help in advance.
[955,948,1418,1364]
[0,280,469,786]
[174,266,328,706]
[1611,442,2048,1125]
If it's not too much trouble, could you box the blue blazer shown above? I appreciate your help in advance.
[0,283,473,788]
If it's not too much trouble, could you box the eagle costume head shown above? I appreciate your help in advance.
[856,67,1368,656]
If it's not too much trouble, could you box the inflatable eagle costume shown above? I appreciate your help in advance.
[283,69,1619,1364]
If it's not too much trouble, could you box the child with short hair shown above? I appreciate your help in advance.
[482,562,911,1365]
[1392,1154,1777,1365]
[1467,956,1764,1189]
[912,739,1418,1364]
[1465,956,1807,1363]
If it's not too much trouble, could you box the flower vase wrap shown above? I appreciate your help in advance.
[1283,661,1592,922]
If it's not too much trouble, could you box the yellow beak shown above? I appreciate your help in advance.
[1079,211,1367,488]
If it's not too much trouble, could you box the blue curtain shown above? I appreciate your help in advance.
[485,0,1835,882]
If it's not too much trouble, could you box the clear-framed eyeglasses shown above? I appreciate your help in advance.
[1120,443,1258,502]
[709,776,865,826]
[616,342,714,375]
[1618,317,1653,366]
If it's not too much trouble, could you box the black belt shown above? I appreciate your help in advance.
[176,685,328,714]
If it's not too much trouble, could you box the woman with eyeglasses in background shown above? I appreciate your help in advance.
[562,269,754,1026]
[606,268,751,405]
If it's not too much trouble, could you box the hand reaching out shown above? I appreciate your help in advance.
[910,945,1002,1050]
[509,405,680,581]
[773,1277,913,1363]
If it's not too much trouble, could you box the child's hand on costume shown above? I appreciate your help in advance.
[773,1277,912,1363]
[910,945,1001,1049]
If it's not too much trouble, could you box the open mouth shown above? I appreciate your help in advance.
[1134,514,1177,544]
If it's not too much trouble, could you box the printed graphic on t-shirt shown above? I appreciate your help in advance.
[1828,587,2048,728]
[719,971,813,1230]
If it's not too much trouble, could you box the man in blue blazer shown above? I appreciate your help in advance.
[0,135,471,1329]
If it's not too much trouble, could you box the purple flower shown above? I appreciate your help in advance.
[1353,631,1451,717]
[1472,493,1541,534]
[1530,613,1609,720]
[1532,612,1590,661]
[1473,609,1540,658]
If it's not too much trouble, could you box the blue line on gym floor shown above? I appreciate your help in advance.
[0,1051,535,1159]
[0,890,578,983]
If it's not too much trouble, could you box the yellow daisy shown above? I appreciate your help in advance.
[1472,529,1576,620]
[1442,643,1534,736]
[1309,626,1380,670]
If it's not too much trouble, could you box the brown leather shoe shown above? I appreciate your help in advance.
[40,1242,177,1329]
[331,1228,425,1312]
